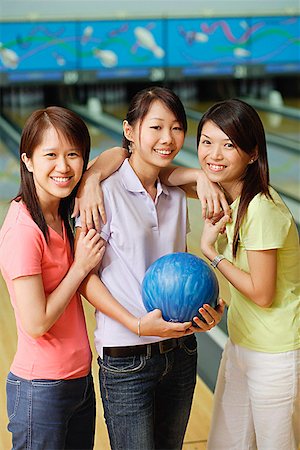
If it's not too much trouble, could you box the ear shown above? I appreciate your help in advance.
[21,153,33,172]
[248,147,258,164]
[123,120,133,143]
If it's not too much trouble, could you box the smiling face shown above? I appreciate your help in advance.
[124,100,185,175]
[21,125,84,208]
[198,120,254,200]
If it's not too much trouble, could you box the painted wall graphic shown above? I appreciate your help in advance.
[167,16,299,74]
[249,16,300,68]
[167,17,252,72]
[0,22,78,72]
[78,19,165,70]
[0,16,299,82]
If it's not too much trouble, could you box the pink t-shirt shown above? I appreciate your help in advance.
[0,201,91,380]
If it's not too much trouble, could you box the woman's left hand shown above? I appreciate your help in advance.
[200,214,231,259]
[188,299,226,333]
[196,172,230,219]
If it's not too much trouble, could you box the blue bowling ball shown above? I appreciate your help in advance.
[142,252,219,323]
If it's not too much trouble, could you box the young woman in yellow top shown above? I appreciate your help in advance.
[197,99,299,450]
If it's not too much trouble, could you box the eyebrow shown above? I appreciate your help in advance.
[149,117,179,123]
[201,133,231,141]
[41,146,79,152]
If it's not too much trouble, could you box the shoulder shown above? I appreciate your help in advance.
[163,184,186,200]
[0,203,44,278]
[1,201,39,236]
[247,188,293,225]
[0,202,43,257]
[241,188,294,249]
[101,163,125,194]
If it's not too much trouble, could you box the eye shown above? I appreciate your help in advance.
[150,126,161,130]
[224,142,235,149]
[173,126,183,131]
[45,152,56,158]
[68,151,81,158]
[201,139,211,145]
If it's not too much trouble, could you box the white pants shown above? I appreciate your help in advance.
[207,340,300,450]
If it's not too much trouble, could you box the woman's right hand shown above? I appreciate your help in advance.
[139,309,193,338]
[73,229,105,276]
[72,173,105,233]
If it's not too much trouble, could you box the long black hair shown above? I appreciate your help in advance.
[15,106,90,249]
[197,99,271,258]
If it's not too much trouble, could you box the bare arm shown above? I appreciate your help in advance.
[72,146,128,231]
[160,165,230,219]
[200,216,277,308]
[13,230,105,338]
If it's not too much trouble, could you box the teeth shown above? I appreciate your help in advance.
[209,164,225,171]
[52,177,70,182]
[155,149,172,155]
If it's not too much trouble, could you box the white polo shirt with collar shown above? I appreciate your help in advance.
[91,159,189,356]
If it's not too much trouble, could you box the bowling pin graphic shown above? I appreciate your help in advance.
[0,43,19,69]
[234,47,250,58]
[53,52,66,66]
[93,48,118,68]
[81,26,94,45]
[134,27,165,59]
[193,32,208,43]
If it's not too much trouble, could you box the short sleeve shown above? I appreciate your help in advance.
[74,215,82,228]
[1,224,43,280]
[240,194,291,250]
[99,184,112,241]
[186,205,191,234]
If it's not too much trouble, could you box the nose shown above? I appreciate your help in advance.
[56,156,70,172]
[160,128,173,144]
[210,145,223,160]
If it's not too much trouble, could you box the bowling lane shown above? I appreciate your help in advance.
[1,106,119,163]
[0,140,19,200]
[0,139,20,227]
[185,99,300,144]
[104,97,300,150]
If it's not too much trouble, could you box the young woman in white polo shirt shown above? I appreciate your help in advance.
[75,87,225,450]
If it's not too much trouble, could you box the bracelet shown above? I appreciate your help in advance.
[210,254,225,269]
[137,317,141,337]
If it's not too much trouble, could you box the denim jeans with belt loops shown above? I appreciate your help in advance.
[98,334,198,450]
[6,371,95,450]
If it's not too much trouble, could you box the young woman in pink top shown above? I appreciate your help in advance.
[0,107,106,450]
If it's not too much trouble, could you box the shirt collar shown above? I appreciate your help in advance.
[120,159,169,196]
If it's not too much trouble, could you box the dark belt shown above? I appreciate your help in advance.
[103,336,191,358]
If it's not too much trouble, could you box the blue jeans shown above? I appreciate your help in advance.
[6,372,95,450]
[98,335,197,450]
